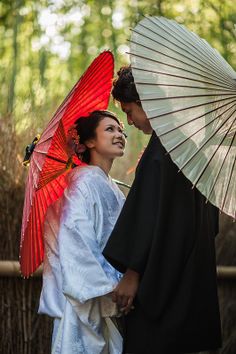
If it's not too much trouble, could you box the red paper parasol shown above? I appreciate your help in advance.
[20,51,114,277]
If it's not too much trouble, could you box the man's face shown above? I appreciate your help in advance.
[120,102,153,135]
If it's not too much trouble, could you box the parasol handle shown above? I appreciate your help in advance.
[22,134,41,166]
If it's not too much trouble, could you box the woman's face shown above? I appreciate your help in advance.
[86,117,126,159]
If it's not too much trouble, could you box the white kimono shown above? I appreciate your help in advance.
[38,166,125,354]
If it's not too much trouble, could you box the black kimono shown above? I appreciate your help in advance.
[103,132,222,354]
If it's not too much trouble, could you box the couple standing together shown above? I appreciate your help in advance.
[39,66,222,354]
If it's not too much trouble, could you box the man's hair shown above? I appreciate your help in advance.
[112,66,140,103]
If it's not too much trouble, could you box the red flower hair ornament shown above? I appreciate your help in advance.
[67,125,87,157]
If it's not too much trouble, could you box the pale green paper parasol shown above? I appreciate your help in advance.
[130,16,236,219]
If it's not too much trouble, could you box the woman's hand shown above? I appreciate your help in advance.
[112,269,140,315]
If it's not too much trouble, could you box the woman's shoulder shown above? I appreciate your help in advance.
[64,166,125,208]
[67,165,109,192]
[68,165,95,180]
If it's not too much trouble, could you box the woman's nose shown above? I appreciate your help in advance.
[116,130,124,139]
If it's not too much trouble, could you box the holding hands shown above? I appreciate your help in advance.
[112,269,140,315]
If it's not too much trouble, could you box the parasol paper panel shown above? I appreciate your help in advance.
[20,51,114,277]
[130,16,236,219]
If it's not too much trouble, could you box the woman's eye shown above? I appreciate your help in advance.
[106,127,113,131]
[120,130,127,138]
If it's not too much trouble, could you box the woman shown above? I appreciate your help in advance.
[38,110,126,354]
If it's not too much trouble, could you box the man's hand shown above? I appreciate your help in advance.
[112,269,140,314]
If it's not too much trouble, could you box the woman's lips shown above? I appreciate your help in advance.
[113,141,125,148]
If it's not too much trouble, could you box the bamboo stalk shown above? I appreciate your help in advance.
[28,281,32,353]
[0,261,236,279]
[22,281,27,344]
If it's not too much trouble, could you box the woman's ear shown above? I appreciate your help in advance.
[84,138,95,149]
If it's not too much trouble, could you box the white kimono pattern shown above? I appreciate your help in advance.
[38,166,125,354]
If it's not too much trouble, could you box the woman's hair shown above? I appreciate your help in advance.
[112,65,140,103]
[73,110,121,163]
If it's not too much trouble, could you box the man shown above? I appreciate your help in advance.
[103,66,222,354]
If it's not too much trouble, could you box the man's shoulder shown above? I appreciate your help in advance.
[137,133,161,167]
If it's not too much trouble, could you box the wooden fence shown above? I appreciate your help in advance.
[1,261,236,279]
[0,261,236,354]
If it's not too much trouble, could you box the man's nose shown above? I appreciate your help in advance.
[127,116,133,125]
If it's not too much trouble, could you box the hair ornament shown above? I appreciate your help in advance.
[67,125,86,156]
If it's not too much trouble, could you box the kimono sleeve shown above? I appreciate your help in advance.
[58,182,116,303]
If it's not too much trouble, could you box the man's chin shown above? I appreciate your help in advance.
[141,128,153,135]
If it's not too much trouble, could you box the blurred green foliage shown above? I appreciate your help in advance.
[0,0,236,182]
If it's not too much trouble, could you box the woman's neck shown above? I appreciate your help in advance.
[89,156,113,176]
